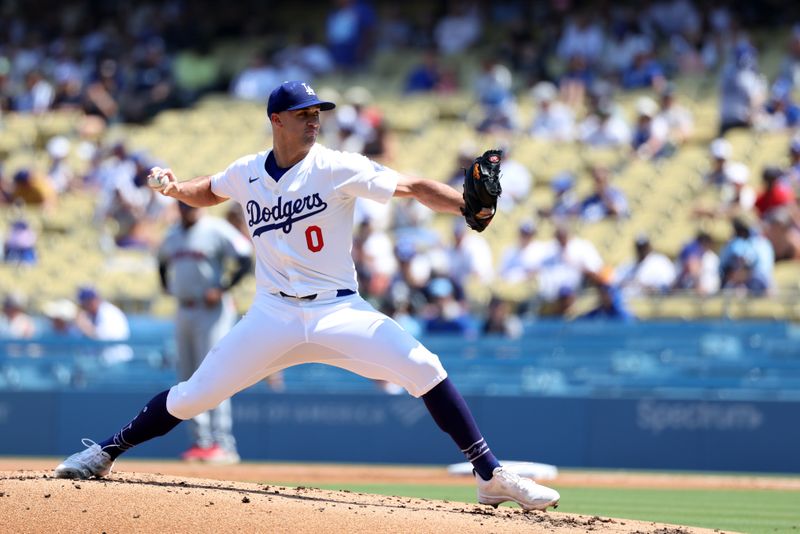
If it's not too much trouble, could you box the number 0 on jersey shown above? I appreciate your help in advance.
[305,225,324,252]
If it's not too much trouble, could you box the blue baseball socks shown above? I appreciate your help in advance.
[95,379,501,480]
[422,378,501,481]
[98,390,182,459]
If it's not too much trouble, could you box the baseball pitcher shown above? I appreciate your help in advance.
[54,81,559,511]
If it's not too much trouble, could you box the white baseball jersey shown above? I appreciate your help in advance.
[165,144,447,418]
[210,143,397,296]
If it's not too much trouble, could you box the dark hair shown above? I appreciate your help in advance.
[732,217,751,238]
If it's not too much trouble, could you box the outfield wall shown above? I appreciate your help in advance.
[2,391,798,473]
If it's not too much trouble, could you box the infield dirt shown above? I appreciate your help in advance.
[0,459,779,533]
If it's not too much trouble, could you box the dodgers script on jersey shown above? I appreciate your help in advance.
[210,144,397,296]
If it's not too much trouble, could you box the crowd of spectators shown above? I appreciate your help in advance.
[3,1,800,343]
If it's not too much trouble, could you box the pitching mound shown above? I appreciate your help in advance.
[1,471,719,534]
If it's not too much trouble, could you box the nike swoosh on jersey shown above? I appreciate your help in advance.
[249,176,259,183]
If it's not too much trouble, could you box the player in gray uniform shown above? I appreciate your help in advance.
[157,202,253,464]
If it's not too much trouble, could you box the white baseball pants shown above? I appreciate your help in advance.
[166,292,447,420]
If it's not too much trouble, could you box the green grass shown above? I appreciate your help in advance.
[278,482,800,534]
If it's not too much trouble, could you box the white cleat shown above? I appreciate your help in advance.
[54,438,115,479]
[476,466,560,511]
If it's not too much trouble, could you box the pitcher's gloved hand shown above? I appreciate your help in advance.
[461,149,502,232]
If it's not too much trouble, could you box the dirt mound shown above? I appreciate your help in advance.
[1,471,721,534]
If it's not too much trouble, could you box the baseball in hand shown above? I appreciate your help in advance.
[147,167,168,191]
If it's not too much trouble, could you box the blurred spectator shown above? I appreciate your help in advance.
[474,60,517,133]
[718,41,767,136]
[754,166,798,223]
[578,268,635,321]
[326,0,377,69]
[404,49,444,94]
[482,296,523,338]
[498,220,548,284]
[434,2,481,55]
[718,217,774,295]
[0,292,36,339]
[762,206,800,262]
[703,138,748,188]
[375,5,414,51]
[46,136,74,193]
[74,286,133,364]
[283,29,336,78]
[631,97,672,160]
[547,286,577,318]
[357,218,397,298]
[383,240,433,319]
[383,285,424,339]
[558,54,595,109]
[758,83,800,132]
[578,101,632,147]
[124,38,178,123]
[446,142,479,189]
[535,223,604,304]
[658,85,694,146]
[528,82,575,142]
[8,169,56,210]
[341,86,385,157]
[579,165,629,222]
[603,14,653,77]
[644,0,701,40]
[12,70,54,113]
[172,41,223,105]
[362,111,395,165]
[539,172,579,219]
[776,24,800,90]
[83,59,123,123]
[494,144,532,212]
[331,105,367,153]
[422,277,475,336]
[556,12,605,66]
[445,220,494,290]
[672,231,720,295]
[231,51,281,102]
[621,51,666,91]
[3,220,37,266]
[0,56,12,112]
[694,161,755,220]
[786,137,800,193]
[102,152,176,249]
[669,26,711,75]
[613,235,677,297]
[41,299,80,337]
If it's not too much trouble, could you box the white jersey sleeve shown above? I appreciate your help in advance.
[326,148,398,204]
[210,152,266,202]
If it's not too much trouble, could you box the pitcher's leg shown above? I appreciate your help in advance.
[309,298,495,469]
[54,390,182,479]
[55,300,303,479]
[309,297,559,510]
[422,378,500,480]
[167,313,298,419]
[310,298,447,396]
[98,390,182,459]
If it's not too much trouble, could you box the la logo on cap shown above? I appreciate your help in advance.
[301,83,315,96]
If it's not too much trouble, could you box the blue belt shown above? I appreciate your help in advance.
[277,289,355,301]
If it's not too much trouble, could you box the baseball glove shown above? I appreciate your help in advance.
[461,149,503,232]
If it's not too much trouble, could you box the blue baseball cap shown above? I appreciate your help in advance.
[77,286,99,302]
[267,81,336,116]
